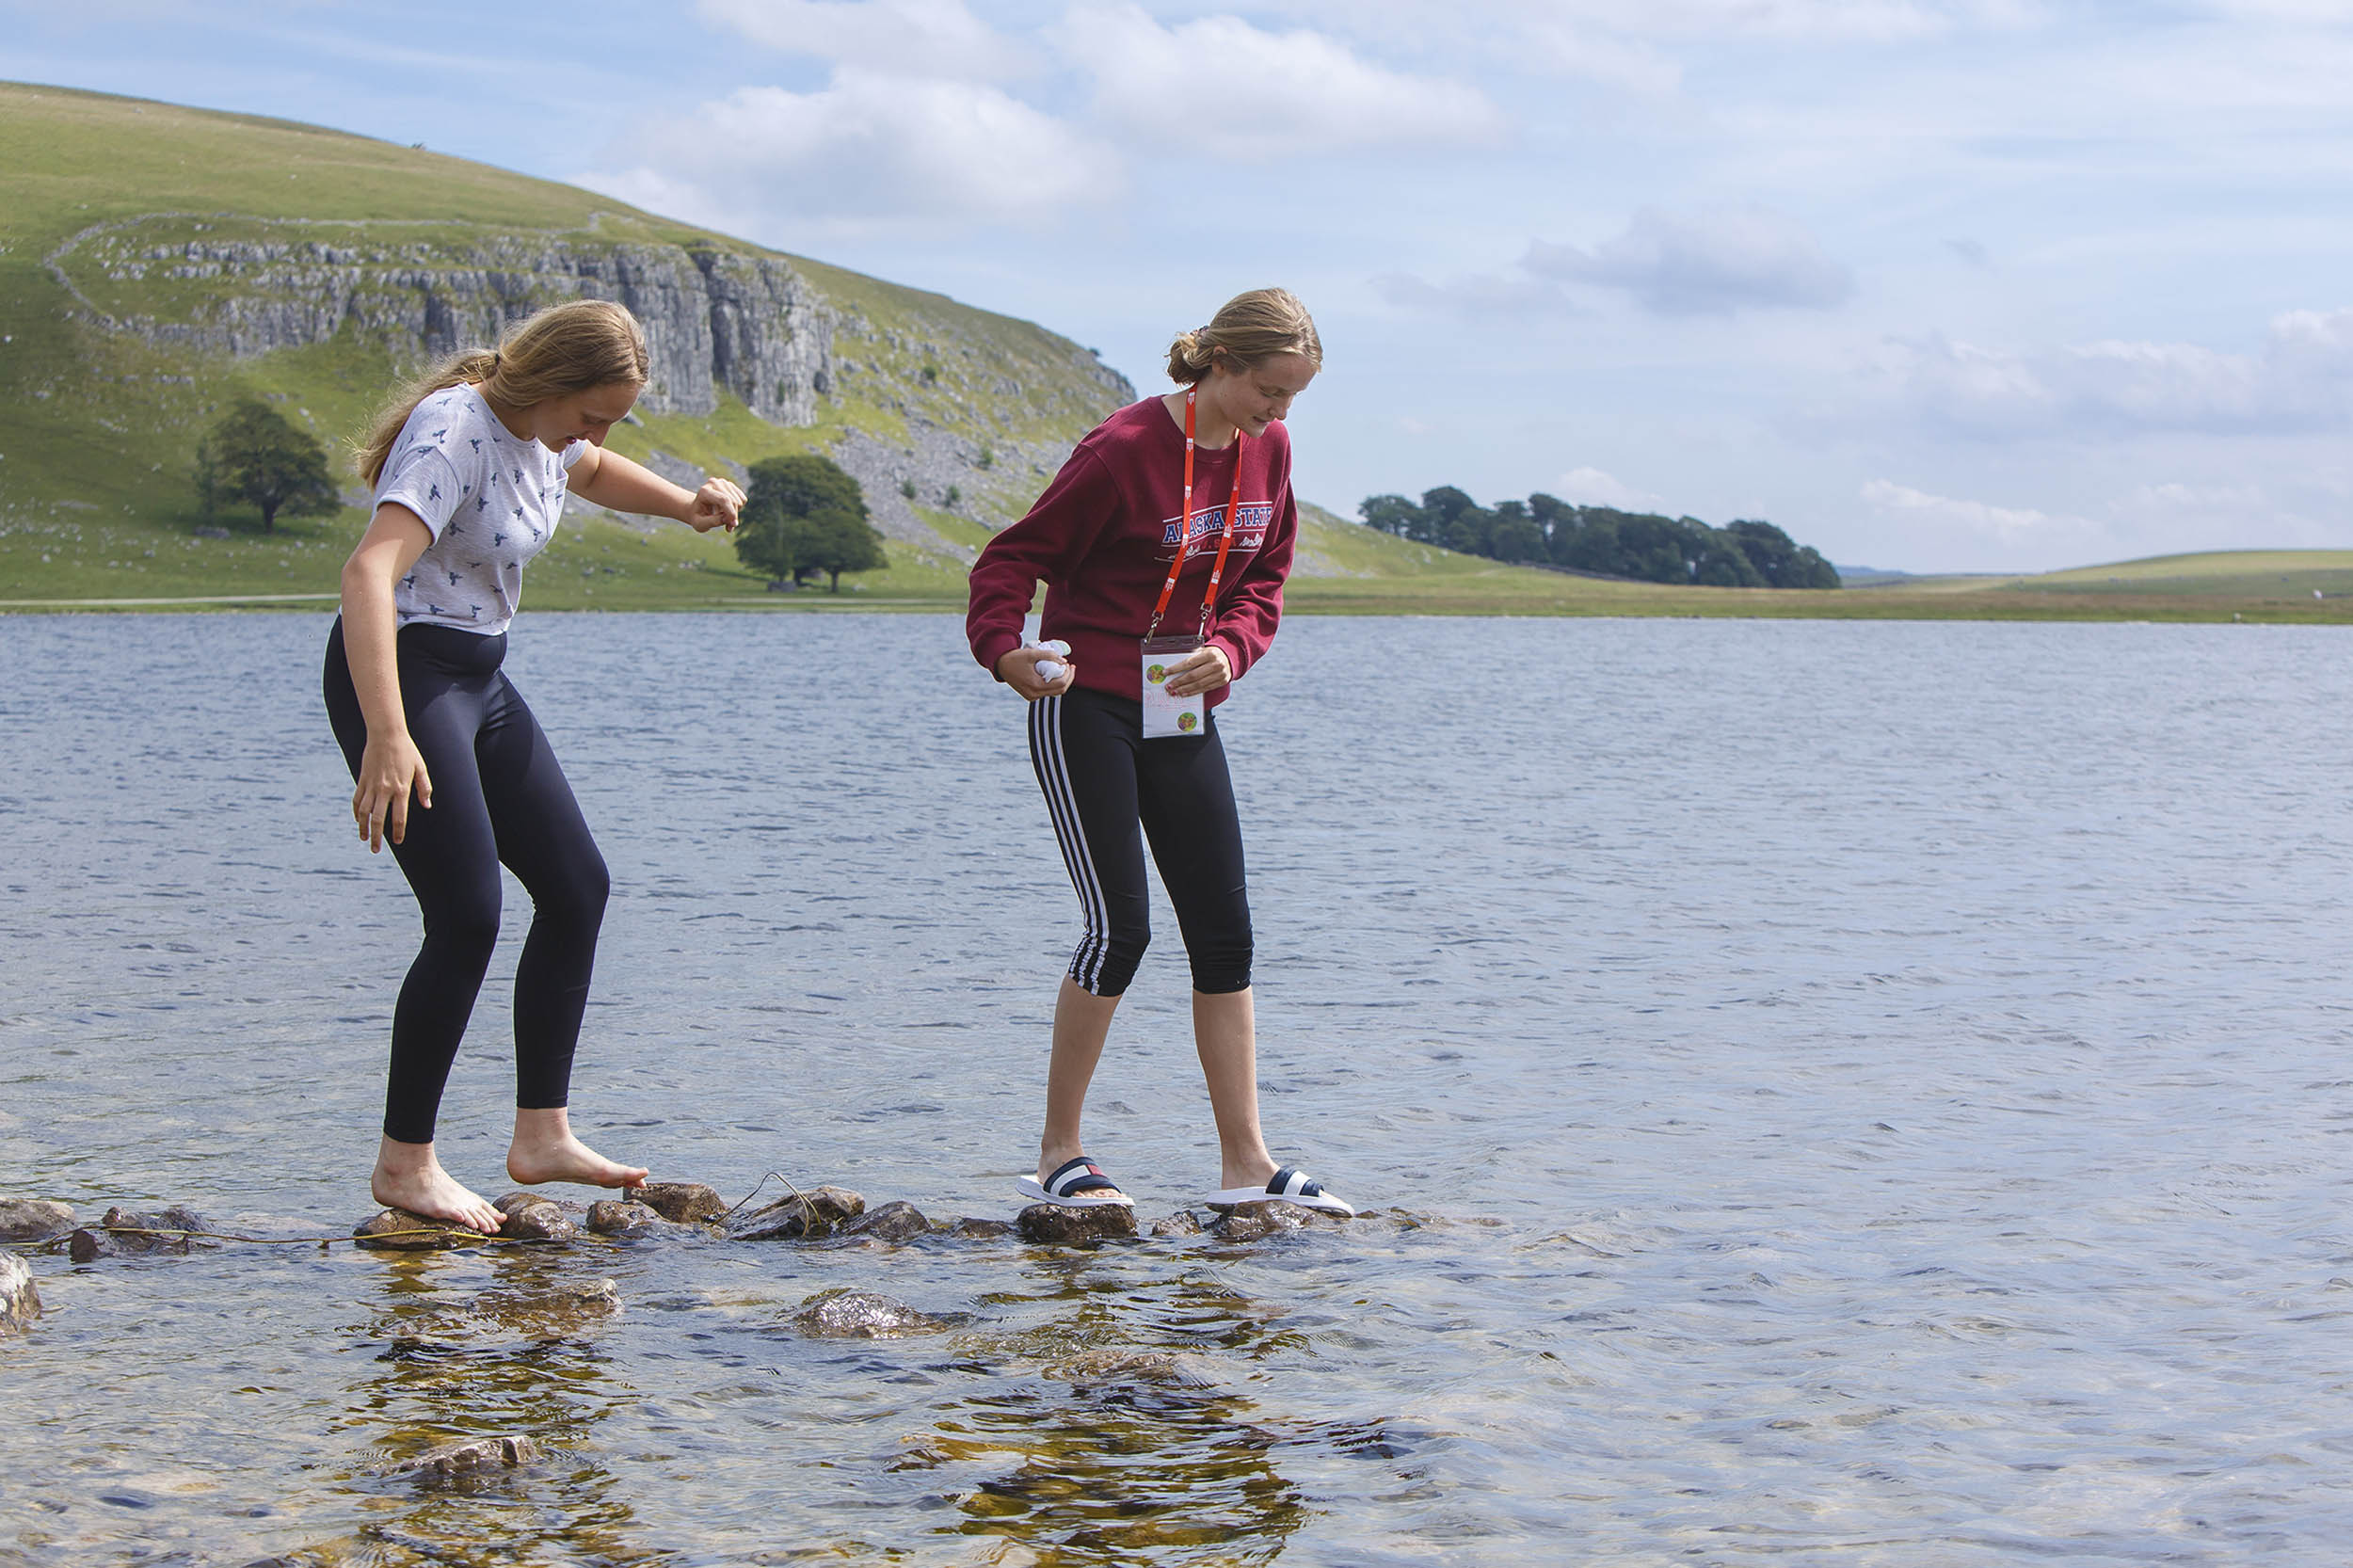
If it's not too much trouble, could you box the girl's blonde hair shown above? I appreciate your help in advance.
[1165,288,1322,386]
[354,298,649,484]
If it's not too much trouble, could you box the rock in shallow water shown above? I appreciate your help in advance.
[72,1206,219,1258]
[381,1434,542,1479]
[1016,1204,1138,1244]
[0,1254,40,1334]
[729,1185,864,1240]
[837,1200,929,1243]
[793,1288,950,1337]
[352,1208,488,1250]
[631,1181,727,1224]
[0,1198,74,1242]
[1206,1200,1351,1241]
[937,1216,1016,1240]
[1149,1209,1204,1238]
[491,1195,580,1243]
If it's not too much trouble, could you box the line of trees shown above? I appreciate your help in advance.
[733,454,888,592]
[1360,487,1841,589]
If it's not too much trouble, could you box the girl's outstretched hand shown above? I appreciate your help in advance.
[685,477,745,533]
[354,731,433,853]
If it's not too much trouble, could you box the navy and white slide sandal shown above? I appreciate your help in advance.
[1016,1156,1133,1209]
[1206,1168,1354,1217]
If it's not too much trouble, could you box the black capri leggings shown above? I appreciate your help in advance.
[323,619,609,1144]
[1028,687,1252,998]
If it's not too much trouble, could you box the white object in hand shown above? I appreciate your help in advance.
[1032,639,1071,656]
[1035,660,1065,682]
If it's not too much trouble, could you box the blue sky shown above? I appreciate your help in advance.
[8,0,2353,570]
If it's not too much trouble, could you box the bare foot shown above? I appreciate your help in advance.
[373,1137,503,1234]
[507,1106,649,1190]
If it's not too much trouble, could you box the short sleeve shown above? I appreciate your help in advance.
[374,443,469,539]
[560,440,589,471]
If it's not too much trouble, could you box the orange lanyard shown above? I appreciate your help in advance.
[1145,387,1245,641]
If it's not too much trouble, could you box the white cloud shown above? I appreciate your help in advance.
[1860,478,2094,543]
[582,71,1118,235]
[1882,307,2353,439]
[695,0,1030,79]
[1525,205,1856,315]
[1553,466,1667,510]
[1053,3,1508,158]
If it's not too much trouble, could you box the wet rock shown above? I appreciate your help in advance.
[793,1288,949,1338]
[1016,1203,1138,1244]
[1206,1200,1348,1241]
[352,1208,488,1250]
[837,1200,929,1243]
[68,1228,114,1264]
[585,1200,659,1237]
[494,1199,579,1244]
[381,1434,542,1479]
[729,1185,864,1241]
[1048,1348,1219,1388]
[0,1254,39,1334]
[936,1216,1016,1240]
[86,1206,216,1256]
[492,1191,584,1217]
[1149,1209,1204,1238]
[631,1181,727,1224]
[0,1198,75,1242]
[473,1278,619,1337]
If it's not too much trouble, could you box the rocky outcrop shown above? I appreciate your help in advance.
[53,219,835,424]
[0,1255,39,1334]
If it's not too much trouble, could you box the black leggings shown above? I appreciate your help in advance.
[1028,687,1252,998]
[323,619,609,1144]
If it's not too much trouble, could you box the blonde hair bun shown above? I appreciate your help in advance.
[1165,289,1321,386]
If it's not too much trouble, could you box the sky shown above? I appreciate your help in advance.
[7,0,2353,571]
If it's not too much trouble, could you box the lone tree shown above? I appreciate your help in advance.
[196,398,340,533]
[735,453,886,592]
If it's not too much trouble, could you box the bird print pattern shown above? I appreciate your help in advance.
[375,385,584,634]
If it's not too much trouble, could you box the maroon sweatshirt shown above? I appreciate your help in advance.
[967,396,1298,710]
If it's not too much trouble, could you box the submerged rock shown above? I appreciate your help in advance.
[1149,1209,1204,1238]
[381,1434,542,1479]
[1206,1200,1349,1241]
[491,1195,580,1244]
[352,1208,489,1251]
[472,1277,620,1338]
[1048,1348,1220,1388]
[793,1288,949,1338]
[936,1216,1016,1241]
[729,1185,864,1241]
[0,1198,75,1242]
[1016,1204,1138,1244]
[631,1181,727,1224]
[0,1254,39,1334]
[837,1200,929,1243]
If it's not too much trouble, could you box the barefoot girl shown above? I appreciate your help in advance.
[966,287,1352,1217]
[326,298,743,1234]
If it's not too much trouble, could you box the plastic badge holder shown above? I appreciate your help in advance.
[1140,633,1205,739]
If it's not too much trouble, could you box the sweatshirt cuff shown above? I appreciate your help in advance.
[1209,636,1251,680]
[975,630,1024,680]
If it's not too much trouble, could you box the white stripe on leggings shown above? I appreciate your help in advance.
[1031,695,1112,992]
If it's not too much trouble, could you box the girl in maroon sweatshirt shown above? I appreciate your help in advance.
[967,288,1353,1219]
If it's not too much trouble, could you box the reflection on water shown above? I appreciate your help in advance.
[8,613,2353,1563]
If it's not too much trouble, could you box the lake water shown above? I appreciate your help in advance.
[4,611,2352,1566]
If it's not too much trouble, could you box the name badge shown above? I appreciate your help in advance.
[1140,633,1205,740]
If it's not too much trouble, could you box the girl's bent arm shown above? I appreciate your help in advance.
[340,504,436,852]
[567,445,743,532]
